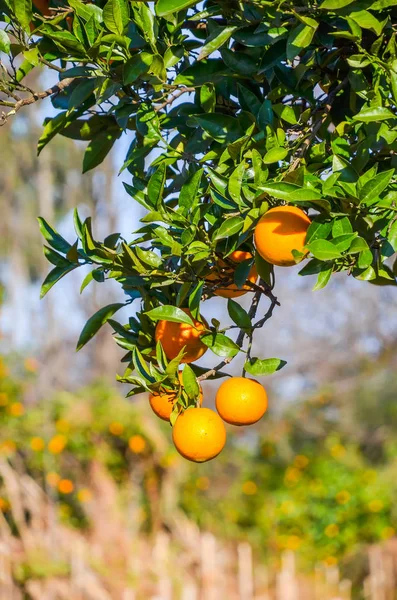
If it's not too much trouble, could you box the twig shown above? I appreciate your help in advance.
[0,77,74,126]
[155,86,195,112]
[197,279,279,381]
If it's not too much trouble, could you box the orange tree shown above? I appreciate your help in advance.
[1,0,397,460]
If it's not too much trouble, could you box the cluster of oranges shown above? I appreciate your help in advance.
[149,205,311,462]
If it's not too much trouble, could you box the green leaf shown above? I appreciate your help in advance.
[332,233,357,252]
[359,170,394,204]
[353,106,395,123]
[306,220,333,243]
[38,217,72,254]
[38,111,82,155]
[103,0,129,35]
[156,0,197,16]
[263,147,288,164]
[307,239,342,260]
[287,23,316,61]
[13,0,32,31]
[350,10,384,36]
[0,30,10,54]
[175,59,228,86]
[320,0,355,8]
[227,299,251,330]
[182,364,200,400]
[312,267,332,290]
[201,333,240,358]
[123,53,153,84]
[194,114,241,143]
[228,163,245,204]
[244,357,287,376]
[332,217,353,237]
[180,169,203,211]
[145,305,195,325]
[40,265,77,299]
[260,182,323,202]
[147,163,166,209]
[77,303,125,350]
[199,26,237,61]
[83,130,118,173]
[213,216,244,240]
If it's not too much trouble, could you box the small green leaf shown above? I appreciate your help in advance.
[0,30,11,53]
[312,267,332,290]
[307,239,342,260]
[40,264,77,299]
[244,357,287,375]
[156,0,197,16]
[353,106,395,123]
[77,303,125,350]
[201,333,240,358]
[213,216,244,241]
[199,26,237,61]
[182,364,200,400]
[359,169,394,204]
[38,218,72,254]
[263,147,288,164]
[145,305,195,325]
[83,130,119,173]
[147,163,166,208]
[227,299,251,330]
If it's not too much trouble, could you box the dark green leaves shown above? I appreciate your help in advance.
[227,300,251,330]
[77,303,125,350]
[147,164,166,208]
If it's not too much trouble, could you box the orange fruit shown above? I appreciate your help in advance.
[215,377,268,426]
[172,407,226,462]
[207,250,258,298]
[149,371,203,421]
[254,205,311,267]
[155,308,208,363]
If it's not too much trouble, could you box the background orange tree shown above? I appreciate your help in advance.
[1,0,397,443]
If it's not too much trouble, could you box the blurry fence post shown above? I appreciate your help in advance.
[153,531,173,600]
[366,546,395,600]
[238,542,254,600]
[276,552,298,600]
[0,544,14,600]
[200,532,218,600]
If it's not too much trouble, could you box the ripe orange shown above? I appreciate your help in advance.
[207,250,258,298]
[215,377,268,426]
[254,205,311,267]
[155,308,208,363]
[149,371,203,421]
[172,407,226,462]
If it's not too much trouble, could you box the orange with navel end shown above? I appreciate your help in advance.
[155,308,208,363]
[254,205,311,267]
[216,377,268,426]
[172,407,226,462]
[149,371,203,421]
[207,250,258,298]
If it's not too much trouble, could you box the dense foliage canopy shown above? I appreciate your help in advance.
[1,0,397,406]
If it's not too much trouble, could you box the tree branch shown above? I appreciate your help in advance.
[154,86,195,112]
[197,279,279,382]
[0,77,74,126]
